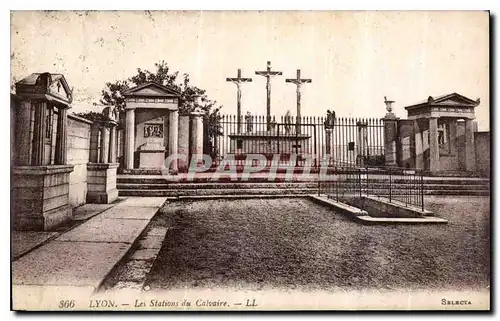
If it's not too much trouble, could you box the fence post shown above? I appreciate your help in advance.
[317,169,321,196]
[389,167,392,202]
[358,168,362,198]
[366,166,369,197]
[335,167,339,202]
[421,172,424,211]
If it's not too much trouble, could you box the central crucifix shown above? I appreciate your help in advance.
[226,69,252,133]
[286,69,312,134]
[255,61,282,131]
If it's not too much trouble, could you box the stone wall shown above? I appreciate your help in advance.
[67,115,92,207]
[475,131,490,177]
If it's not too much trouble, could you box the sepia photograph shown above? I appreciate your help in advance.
[9,9,491,311]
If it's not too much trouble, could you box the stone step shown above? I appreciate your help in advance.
[118,188,490,197]
[117,182,489,191]
[117,176,490,186]
[117,182,319,190]
[119,188,317,197]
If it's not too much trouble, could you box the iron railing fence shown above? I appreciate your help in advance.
[204,114,385,168]
[318,166,425,211]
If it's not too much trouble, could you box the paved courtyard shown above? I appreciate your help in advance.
[143,196,490,292]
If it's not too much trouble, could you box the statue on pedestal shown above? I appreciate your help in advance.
[324,109,336,130]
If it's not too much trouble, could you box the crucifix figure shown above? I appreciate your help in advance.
[255,61,282,131]
[286,69,312,134]
[226,69,252,133]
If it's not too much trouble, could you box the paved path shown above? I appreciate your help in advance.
[12,197,167,310]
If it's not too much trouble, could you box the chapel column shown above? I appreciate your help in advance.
[55,106,68,165]
[32,101,47,166]
[448,119,457,155]
[17,100,33,166]
[99,126,110,163]
[124,108,135,169]
[464,118,476,171]
[428,117,440,172]
[109,125,117,163]
[168,109,179,173]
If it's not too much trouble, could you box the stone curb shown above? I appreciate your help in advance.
[309,194,448,225]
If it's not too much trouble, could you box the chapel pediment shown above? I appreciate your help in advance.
[405,93,480,111]
[123,82,181,98]
[431,93,479,107]
[15,72,73,104]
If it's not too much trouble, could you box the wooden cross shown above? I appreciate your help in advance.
[255,61,282,131]
[226,69,252,133]
[286,69,312,134]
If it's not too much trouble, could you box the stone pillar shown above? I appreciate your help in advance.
[17,100,33,166]
[448,119,457,155]
[383,115,398,167]
[325,129,332,155]
[414,120,424,170]
[428,117,440,172]
[54,106,68,165]
[124,108,135,169]
[178,114,190,172]
[168,109,179,174]
[464,118,476,171]
[190,112,204,167]
[32,101,47,166]
[99,126,110,164]
[357,121,368,166]
[109,125,117,163]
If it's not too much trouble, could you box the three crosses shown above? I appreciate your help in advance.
[226,61,311,133]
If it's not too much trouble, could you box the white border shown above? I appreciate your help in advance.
[2,1,497,319]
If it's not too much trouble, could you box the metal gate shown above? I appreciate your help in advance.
[204,114,384,169]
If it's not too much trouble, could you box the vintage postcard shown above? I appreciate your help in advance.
[10,10,490,311]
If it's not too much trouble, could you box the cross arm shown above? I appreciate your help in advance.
[226,77,253,83]
[255,71,283,76]
[286,79,312,84]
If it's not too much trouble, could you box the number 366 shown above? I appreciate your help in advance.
[59,300,75,308]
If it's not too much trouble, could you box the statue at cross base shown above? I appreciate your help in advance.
[245,111,253,133]
[284,110,292,133]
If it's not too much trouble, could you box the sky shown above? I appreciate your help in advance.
[10,10,489,130]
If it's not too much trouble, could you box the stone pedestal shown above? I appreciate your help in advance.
[86,163,119,204]
[138,143,165,168]
[12,165,74,231]
[383,114,398,166]
[325,129,332,156]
